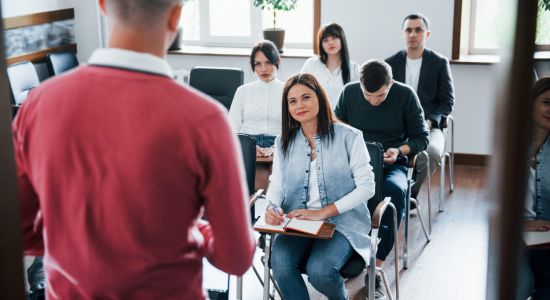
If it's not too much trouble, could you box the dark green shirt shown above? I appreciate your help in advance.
[334,81,429,155]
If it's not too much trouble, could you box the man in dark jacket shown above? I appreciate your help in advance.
[386,13,455,199]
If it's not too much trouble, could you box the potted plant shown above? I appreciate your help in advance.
[169,0,194,51]
[254,0,298,53]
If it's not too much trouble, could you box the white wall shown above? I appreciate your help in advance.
[1,0,73,17]
[72,1,102,62]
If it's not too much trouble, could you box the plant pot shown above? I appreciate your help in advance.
[168,27,182,51]
[263,28,285,53]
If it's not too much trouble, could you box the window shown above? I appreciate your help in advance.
[179,0,315,49]
[467,0,550,54]
[452,0,550,59]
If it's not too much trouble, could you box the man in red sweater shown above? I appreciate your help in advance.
[12,0,256,298]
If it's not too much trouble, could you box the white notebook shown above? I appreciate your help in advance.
[253,214,324,236]
[524,231,550,246]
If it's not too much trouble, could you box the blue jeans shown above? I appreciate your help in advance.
[271,231,353,300]
[528,248,550,299]
[253,134,275,148]
[368,160,408,261]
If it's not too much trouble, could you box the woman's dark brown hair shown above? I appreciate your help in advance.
[280,73,336,156]
[534,76,550,100]
[249,40,280,71]
[318,23,351,85]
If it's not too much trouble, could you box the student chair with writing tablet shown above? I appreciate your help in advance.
[6,61,40,117]
[46,51,79,76]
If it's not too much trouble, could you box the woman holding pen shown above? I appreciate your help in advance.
[264,73,375,300]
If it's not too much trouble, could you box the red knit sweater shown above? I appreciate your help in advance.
[13,65,255,299]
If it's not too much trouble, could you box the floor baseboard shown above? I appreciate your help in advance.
[452,153,490,166]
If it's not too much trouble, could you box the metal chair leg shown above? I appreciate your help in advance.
[368,202,399,300]
[448,115,455,193]
[404,181,411,269]
[389,203,400,300]
[421,151,432,235]
[368,229,378,300]
[262,234,272,300]
[410,198,431,242]
[439,153,446,212]
[236,276,243,299]
[378,268,395,300]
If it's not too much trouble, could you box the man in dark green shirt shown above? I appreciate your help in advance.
[335,59,428,300]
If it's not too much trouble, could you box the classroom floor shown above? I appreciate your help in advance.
[207,164,489,300]
[23,165,488,299]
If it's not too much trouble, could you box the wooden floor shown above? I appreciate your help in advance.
[225,164,489,300]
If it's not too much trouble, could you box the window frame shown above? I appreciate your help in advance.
[183,0,262,47]
[453,0,550,60]
[181,0,320,50]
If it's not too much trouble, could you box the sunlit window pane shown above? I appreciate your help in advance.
[261,0,313,45]
[180,0,200,40]
[209,0,251,37]
[536,4,550,45]
[473,0,502,49]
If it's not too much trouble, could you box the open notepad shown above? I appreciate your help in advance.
[524,231,550,247]
[253,214,324,236]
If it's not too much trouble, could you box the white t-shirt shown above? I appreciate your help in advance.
[228,79,284,136]
[405,56,423,92]
[307,159,322,210]
[300,56,360,109]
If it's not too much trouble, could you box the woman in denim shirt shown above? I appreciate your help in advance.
[524,77,550,300]
[264,74,375,300]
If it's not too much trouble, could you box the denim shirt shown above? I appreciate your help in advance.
[534,135,550,220]
[266,123,375,264]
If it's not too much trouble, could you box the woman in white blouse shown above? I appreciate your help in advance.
[229,40,284,156]
[301,23,359,109]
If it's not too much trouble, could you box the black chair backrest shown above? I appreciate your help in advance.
[237,134,256,194]
[189,66,244,110]
[365,141,384,205]
[46,51,79,76]
[238,134,257,222]
[6,61,40,107]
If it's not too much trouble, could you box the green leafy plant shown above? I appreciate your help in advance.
[253,0,298,29]
[542,0,550,11]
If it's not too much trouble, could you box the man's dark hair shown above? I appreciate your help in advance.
[107,0,183,27]
[402,13,430,30]
[360,60,393,93]
[250,40,280,71]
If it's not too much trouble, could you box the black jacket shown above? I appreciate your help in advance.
[386,48,455,128]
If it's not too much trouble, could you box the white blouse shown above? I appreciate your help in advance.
[300,56,360,109]
[228,79,284,137]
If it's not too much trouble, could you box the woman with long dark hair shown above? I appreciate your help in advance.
[264,73,375,299]
[229,40,283,156]
[524,77,550,299]
[300,23,359,109]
